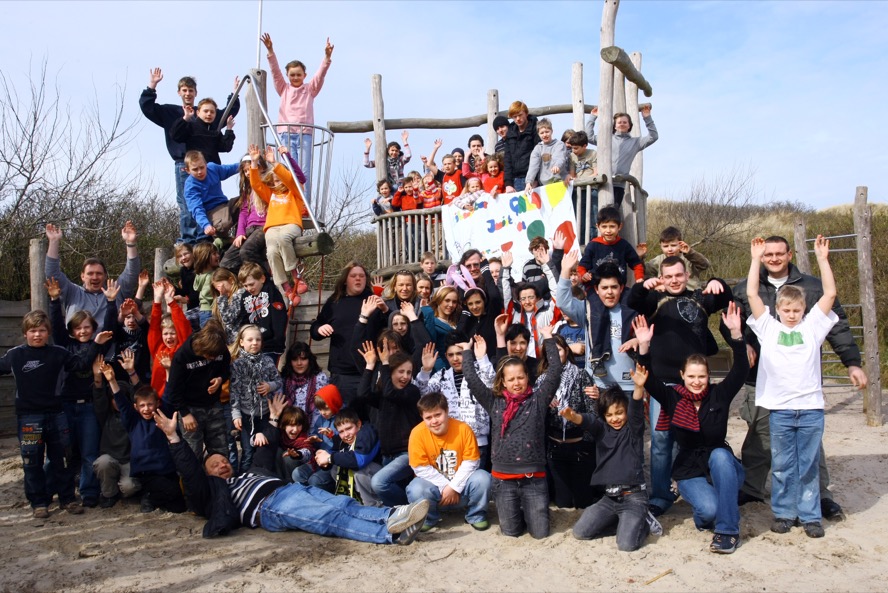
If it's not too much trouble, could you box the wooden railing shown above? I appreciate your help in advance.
[372,207,444,273]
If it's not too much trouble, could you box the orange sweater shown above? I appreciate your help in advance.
[250,163,307,230]
[147,301,193,397]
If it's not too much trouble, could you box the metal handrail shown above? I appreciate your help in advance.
[217,73,322,232]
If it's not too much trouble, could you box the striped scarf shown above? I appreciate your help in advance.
[656,385,708,432]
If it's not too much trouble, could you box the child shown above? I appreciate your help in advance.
[746,236,837,539]
[525,118,569,188]
[220,154,270,274]
[372,180,394,215]
[281,341,329,423]
[644,226,711,290]
[567,131,598,183]
[277,404,317,481]
[453,177,486,211]
[103,366,186,514]
[293,384,343,491]
[364,131,411,189]
[248,143,308,299]
[315,407,382,505]
[147,279,192,397]
[420,252,447,288]
[261,33,334,196]
[173,243,200,327]
[576,206,644,286]
[427,140,466,205]
[209,267,241,344]
[415,273,434,307]
[192,242,221,327]
[482,154,505,196]
[391,175,421,212]
[493,115,509,154]
[419,172,443,209]
[182,150,239,242]
[169,98,235,165]
[462,327,564,538]
[225,263,290,358]
[1,310,100,517]
[462,134,487,178]
[560,367,661,551]
[229,324,283,473]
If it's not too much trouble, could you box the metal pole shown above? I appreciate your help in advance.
[256,0,264,69]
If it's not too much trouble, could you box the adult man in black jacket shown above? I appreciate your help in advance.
[503,100,538,193]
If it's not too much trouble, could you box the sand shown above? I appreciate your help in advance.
[1,386,885,593]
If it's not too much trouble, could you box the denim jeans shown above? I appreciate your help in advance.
[512,178,526,192]
[259,482,393,543]
[406,470,491,525]
[770,409,824,523]
[175,160,201,244]
[572,490,650,551]
[492,475,550,538]
[292,463,335,491]
[677,448,745,535]
[371,452,414,507]
[197,310,213,328]
[179,403,228,459]
[18,412,76,508]
[281,131,312,201]
[62,401,101,502]
[648,397,678,512]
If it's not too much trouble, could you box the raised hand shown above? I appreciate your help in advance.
[561,249,580,277]
[233,76,240,93]
[641,105,652,117]
[94,331,114,345]
[324,37,334,59]
[643,277,662,291]
[157,352,172,370]
[149,67,163,89]
[226,116,235,130]
[494,313,509,337]
[100,361,116,383]
[813,234,830,260]
[138,269,150,290]
[154,409,179,440]
[702,279,724,295]
[433,138,443,149]
[539,323,555,340]
[358,340,377,368]
[45,223,63,243]
[121,220,138,244]
[421,342,438,371]
[364,138,372,151]
[91,354,105,379]
[750,236,767,260]
[472,334,488,359]
[163,280,176,305]
[269,392,286,419]
[552,230,566,250]
[248,143,261,162]
[260,32,274,53]
[183,104,194,120]
[103,278,120,302]
[120,298,138,318]
[401,130,409,143]
[636,243,648,258]
[630,363,649,387]
[45,277,61,300]
[400,300,417,321]
[119,348,136,373]
[501,250,513,268]
[721,301,742,336]
[360,297,377,318]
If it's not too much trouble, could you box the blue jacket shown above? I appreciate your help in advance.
[114,387,176,475]
[330,423,380,470]
[184,162,240,230]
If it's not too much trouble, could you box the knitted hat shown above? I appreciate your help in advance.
[493,115,509,129]
[451,147,465,156]
[315,384,342,415]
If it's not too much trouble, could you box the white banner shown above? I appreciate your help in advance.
[441,183,581,280]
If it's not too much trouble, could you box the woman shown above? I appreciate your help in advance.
[456,286,498,363]
[635,304,749,554]
[382,270,422,321]
[421,286,460,372]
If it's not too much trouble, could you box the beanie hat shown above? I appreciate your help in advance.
[315,384,342,415]
[451,147,465,156]
[493,115,509,129]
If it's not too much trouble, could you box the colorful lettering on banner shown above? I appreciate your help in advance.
[442,183,580,280]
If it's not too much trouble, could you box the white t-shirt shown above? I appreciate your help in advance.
[748,306,838,410]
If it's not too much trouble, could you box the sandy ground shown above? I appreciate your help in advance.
[1,387,885,593]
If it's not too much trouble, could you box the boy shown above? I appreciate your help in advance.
[566,131,598,183]
[314,407,381,505]
[492,115,509,154]
[644,226,711,290]
[427,139,467,205]
[525,118,569,188]
[170,98,236,166]
[1,311,97,517]
[746,236,837,539]
[576,206,644,286]
[407,392,492,532]
[182,150,239,243]
[230,263,288,356]
[420,252,446,287]
[103,365,186,513]
[372,180,394,216]
[464,134,487,177]
[294,384,343,491]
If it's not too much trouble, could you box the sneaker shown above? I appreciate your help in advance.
[590,355,609,378]
[140,496,157,513]
[61,501,84,515]
[421,519,442,533]
[803,522,825,538]
[821,499,844,521]
[710,533,740,554]
[82,497,99,508]
[737,490,764,506]
[295,278,309,294]
[387,499,430,534]
[99,494,120,509]
[33,506,50,519]
[470,519,490,531]
[645,511,664,536]
[770,518,796,534]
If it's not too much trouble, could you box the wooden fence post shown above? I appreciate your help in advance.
[793,217,812,274]
[571,63,585,133]
[246,68,268,149]
[626,51,645,243]
[613,70,626,115]
[853,186,883,426]
[29,238,47,314]
[597,0,620,207]
[371,74,387,184]
[487,89,499,150]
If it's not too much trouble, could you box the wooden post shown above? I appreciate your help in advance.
[371,74,387,184]
[571,63,585,133]
[852,186,882,426]
[154,248,171,282]
[626,52,645,243]
[613,70,626,115]
[597,0,620,207]
[793,217,812,274]
[245,68,268,149]
[29,238,47,314]
[600,46,653,97]
[487,89,499,150]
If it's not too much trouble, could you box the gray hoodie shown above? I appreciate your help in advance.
[525,139,569,187]
[586,114,658,188]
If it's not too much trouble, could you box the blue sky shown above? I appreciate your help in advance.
[2,0,885,223]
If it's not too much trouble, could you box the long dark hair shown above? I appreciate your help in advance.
[282,341,321,379]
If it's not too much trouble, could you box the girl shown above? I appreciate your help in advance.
[418,172,442,209]
[281,341,329,425]
[537,335,597,509]
[462,326,564,538]
[210,267,241,345]
[364,131,412,190]
[587,105,657,208]
[192,242,220,328]
[453,177,486,211]
[173,243,200,328]
[147,279,192,397]
[261,32,334,197]
[421,286,460,372]
[219,154,269,275]
[371,180,394,216]
[229,324,283,473]
[277,405,317,482]
[482,154,505,196]
[415,273,433,307]
[248,143,308,300]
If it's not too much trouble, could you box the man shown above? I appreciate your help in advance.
[139,68,240,244]
[503,100,539,193]
[732,235,866,519]
[627,255,733,517]
[44,221,140,330]
[155,399,429,544]
[406,392,492,532]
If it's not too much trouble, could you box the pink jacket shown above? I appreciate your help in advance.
[268,53,331,129]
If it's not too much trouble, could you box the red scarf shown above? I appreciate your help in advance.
[656,385,708,432]
[501,386,533,437]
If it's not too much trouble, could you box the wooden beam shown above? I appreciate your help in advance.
[245,68,268,149]
[793,218,812,274]
[293,232,335,258]
[613,174,648,199]
[371,74,387,184]
[571,63,585,133]
[626,51,645,243]
[600,46,653,97]
[853,186,883,426]
[29,238,47,314]
[597,0,619,207]
[486,90,499,150]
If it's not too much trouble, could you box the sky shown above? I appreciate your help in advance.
[2,0,886,227]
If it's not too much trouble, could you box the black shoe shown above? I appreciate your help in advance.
[803,522,825,538]
[649,504,666,518]
[99,494,120,509]
[140,496,156,513]
[710,533,740,554]
[737,490,764,506]
[82,497,99,508]
[821,499,844,521]
[770,518,796,534]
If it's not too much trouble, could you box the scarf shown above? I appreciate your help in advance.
[656,384,708,432]
[236,348,271,420]
[500,386,533,437]
[286,373,318,416]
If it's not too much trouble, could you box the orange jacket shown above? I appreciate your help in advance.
[147,301,193,397]
[250,163,307,230]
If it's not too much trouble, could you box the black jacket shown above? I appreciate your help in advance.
[169,117,235,165]
[503,114,539,185]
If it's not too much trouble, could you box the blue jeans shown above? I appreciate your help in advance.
[648,397,678,512]
[292,463,336,491]
[492,475,549,538]
[572,490,650,551]
[770,409,824,523]
[370,452,414,507]
[175,160,200,244]
[512,178,526,192]
[62,401,101,502]
[406,470,491,525]
[281,131,312,201]
[18,412,76,508]
[677,448,745,535]
[259,483,393,543]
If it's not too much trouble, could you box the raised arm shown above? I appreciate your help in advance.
[746,237,767,320]
[812,235,836,316]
